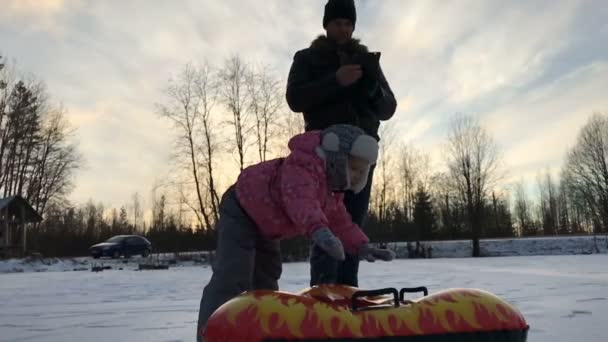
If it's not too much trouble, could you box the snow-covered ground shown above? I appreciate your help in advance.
[1,254,606,342]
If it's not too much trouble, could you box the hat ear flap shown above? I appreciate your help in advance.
[315,146,327,160]
[350,165,371,194]
[322,132,340,152]
[350,135,379,164]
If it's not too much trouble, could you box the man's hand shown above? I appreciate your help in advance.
[336,64,363,87]
[311,227,345,261]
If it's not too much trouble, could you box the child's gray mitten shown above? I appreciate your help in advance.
[359,243,396,262]
[311,227,345,261]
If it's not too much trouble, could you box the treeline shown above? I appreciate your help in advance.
[3,53,605,258]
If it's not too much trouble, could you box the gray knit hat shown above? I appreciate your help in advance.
[316,124,378,193]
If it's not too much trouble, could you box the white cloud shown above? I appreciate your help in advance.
[67,101,174,206]
[1,0,79,34]
[445,0,580,104]
[486,62,608,186]
[1,0,607,209]
[3,0,67,15]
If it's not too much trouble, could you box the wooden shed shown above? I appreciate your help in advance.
[0,195,43,257]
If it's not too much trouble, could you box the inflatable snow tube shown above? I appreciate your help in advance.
[203,285,529,341]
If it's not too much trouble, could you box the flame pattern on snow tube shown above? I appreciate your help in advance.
[203,285,529,342]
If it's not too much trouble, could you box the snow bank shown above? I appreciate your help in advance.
[0,252,210,274]
[1,236,607,274]
[385,235,608,259]
[0,257,90,273]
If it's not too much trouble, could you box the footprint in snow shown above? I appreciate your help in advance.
[575,297,606,302]
[562,310,592,318]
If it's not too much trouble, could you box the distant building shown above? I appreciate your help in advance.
[0,196,42,258]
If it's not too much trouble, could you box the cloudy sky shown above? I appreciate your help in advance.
[1,0,607,210]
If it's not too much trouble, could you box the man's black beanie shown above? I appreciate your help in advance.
[323,0,357,28]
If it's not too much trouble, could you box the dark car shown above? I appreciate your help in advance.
[89,235,152,259]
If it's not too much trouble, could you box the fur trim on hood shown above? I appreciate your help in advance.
[310,35,369,56]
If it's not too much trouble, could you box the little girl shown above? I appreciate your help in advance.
[196,124,395,340]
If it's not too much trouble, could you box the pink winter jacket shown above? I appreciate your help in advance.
[234,131,369,255]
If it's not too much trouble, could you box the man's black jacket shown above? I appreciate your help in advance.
[286,36,397,139]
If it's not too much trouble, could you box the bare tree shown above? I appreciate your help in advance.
[445,115,501,257]
[397,144,430,222]
[429,171,455,237]
[149,180,170,231]
[96,202,106,235]
[537,169,558,235]
[0,54,14,110]
[246,65,283,162]
[84,200,98,238]
[157,63,217,230]
[0,56,15,191]
[563,113,608,250]
[556,175,573,234]
[110,207,119,231]
[150,181,160,229]
[28,107,82,213]
[131,192,142,232]
[155,194,167,230]
[193,63,221,223]
[371,126,396,222]
[277,111,305,155]
[220,56,250,171]
[0,55,6,91]
[513,179,533,236]
[119,206,129,230]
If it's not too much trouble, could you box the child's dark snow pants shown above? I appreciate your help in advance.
[196,186,282,341]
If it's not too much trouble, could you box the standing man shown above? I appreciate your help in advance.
[286,0,397,287]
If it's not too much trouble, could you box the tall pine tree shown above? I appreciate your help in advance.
[413,186,436,241]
